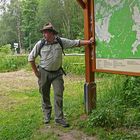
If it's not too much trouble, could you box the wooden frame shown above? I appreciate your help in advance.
[95,69,140,76]
[77,0,140,114]
[77,0,86,9]
[77,0,96,114]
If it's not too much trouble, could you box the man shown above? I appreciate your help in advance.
[28,23,94,127]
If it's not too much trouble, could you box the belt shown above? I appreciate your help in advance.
[38,66,66,76]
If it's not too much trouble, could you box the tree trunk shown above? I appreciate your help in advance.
[16,16,22,53]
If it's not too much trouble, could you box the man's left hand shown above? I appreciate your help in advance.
[89,37,95,45]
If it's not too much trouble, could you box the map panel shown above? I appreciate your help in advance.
[95,0,140,74]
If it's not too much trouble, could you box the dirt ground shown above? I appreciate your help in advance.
[0,70,85,93]
[0,70,97,140]
[0,70,37,95]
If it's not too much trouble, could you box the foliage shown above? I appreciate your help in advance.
[88,75,126,128]
[0,55,27,72]
[0,0,84,51]
[0,44,12,54]
[0,0,22,47]
[0,54,85,74]
[88,75,140,129]
[25,55,85,75]
[122,76,140,108]
[63,55,85,75]
[21,0,39,50]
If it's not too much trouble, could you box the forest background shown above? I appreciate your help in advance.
[0,0,84,53]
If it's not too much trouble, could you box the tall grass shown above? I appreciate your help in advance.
[0,54,85,74]
[63,55,85,75]
[0,54,111,77]
[87,75,140,137]
[75,75,140,139]
[0,55,28,72]
[26,55,85,75]
[88,75,127,128]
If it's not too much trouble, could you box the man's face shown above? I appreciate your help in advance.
[43,30,54,40]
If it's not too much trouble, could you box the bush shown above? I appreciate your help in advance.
[122,76,140,107]
[88,75,140,129]
[0,44,12,55]
[63,55,85,75]
[0,55,28,72]
[88,75,126,128]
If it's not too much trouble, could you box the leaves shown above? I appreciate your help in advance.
[0,0,83,51]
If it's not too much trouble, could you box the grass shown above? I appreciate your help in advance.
[0,73,85,140]
[77,75,140,139]
[0,90,42,140]
[0,55,28,72]
[1,72,140,139]
[1,54,140,139]
[63,55,85,75]
[0,54,85,75]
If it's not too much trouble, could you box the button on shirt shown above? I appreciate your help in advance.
[28,37,80,71]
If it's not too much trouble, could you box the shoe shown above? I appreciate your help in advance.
[44,118,51,124]
[44,115,51,124]
[55,119,70,127]
[44,112,51,124]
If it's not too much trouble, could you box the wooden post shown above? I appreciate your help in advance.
[77,0,96,114]
[76,0,86,9]
[76,0,96,114]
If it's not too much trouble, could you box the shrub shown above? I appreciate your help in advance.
[63,55,85,75]
[0,55,28,72]
[88,75,126,128]
[0,44,12,55]
[122,76,140,107]
[88,75,140,129]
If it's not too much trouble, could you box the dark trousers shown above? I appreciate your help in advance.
[38,67,64,120]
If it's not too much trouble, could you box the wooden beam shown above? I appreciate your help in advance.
[84,0,96,114]
[84,0,94,82]
[90,0,96,72]
[76,0,86,9]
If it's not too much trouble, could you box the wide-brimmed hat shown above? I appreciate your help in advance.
[40,23,58,34]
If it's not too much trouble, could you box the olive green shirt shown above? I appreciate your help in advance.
[28,37,80,71]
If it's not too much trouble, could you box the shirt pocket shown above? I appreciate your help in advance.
[54,47,62,58]
[41,48,52,59]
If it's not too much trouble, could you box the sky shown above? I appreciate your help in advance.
[0,0,11,16]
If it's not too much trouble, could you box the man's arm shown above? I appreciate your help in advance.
[28,41,42,78]
[60,37,95,49]
[29,61,40,78]
[79,37,95,46]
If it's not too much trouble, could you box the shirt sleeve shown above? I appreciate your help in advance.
[60,38,80,49]
[28,40,41,62]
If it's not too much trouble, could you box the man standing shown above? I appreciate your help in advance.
[28,23,94,127]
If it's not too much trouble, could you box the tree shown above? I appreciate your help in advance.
[61,0,84,38]
[0,0,84,51]
[21,0,38,51]
[0,0,22,52]
[8,0,22,52]
[37,0,83,38]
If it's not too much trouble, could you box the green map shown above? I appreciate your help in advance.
[95,0,140,59]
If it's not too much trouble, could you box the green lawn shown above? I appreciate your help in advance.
[0,55,140,140]
[0,71,86,140]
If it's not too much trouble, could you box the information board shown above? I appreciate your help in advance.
[95,0,140,76]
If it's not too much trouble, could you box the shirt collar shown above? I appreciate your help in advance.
[44,37,58,45]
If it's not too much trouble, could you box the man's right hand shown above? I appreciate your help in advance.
[30,61,41,79]
[35,71,41,79]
